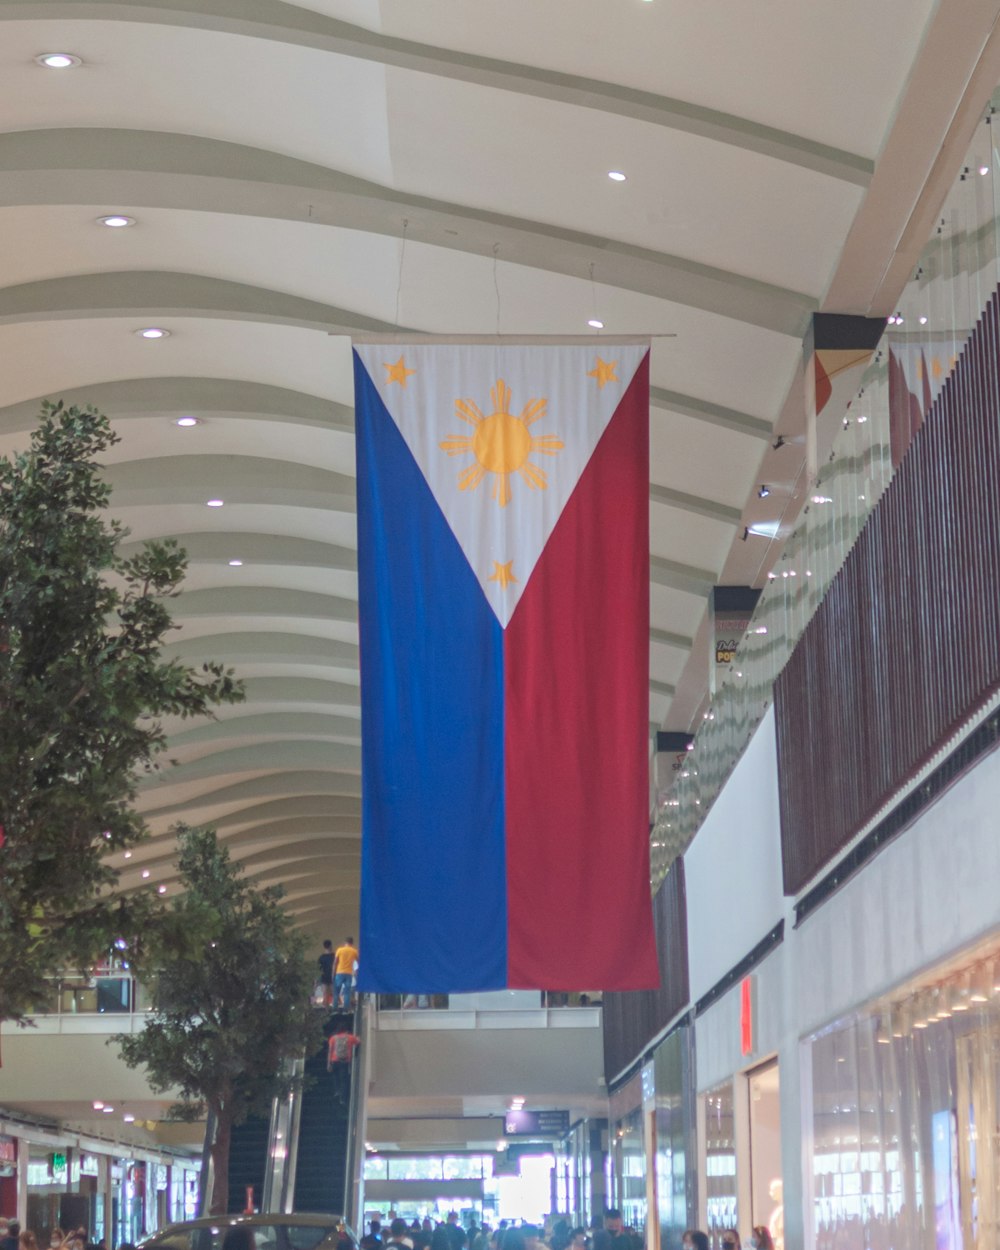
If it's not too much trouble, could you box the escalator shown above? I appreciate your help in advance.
[226,1112,271,1214]
[291,1011,354,1212]
[225,1003,365,1218]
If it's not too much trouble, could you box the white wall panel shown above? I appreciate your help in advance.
[684,707,784,1002]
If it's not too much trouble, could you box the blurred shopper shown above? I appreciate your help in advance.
[318,939,335,1007]
[386,1220,414,1250]
[1,1223,20,1250]
[721,1233,741,1250]
[750,1232,773,1250]
[682,1235,709,1250]
[334,936,359,1009]
[327,1019,361,1102]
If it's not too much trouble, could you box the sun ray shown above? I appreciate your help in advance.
[440,436,476,457]
[454,399,485,427]
[529,435,564,456]
[492,472,513,508]
[517,462,548,490]
[490,380,512,415]
[458,463,487,491]
[521,398,547,426]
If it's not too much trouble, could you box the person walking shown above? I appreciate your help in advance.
[317,939,335,1008]
[334,936,359,1009]
[326,1019,361,1102]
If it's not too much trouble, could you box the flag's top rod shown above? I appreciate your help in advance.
[346,334,662,345]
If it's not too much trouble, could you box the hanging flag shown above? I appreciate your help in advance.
[353,340,660,993]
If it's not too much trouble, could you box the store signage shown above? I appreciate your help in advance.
[740,975,755,1057]
[51,1152,68,1173]
[0,1137,15,1165]
[80,1155,99,1177]
[503,1109,570,1136]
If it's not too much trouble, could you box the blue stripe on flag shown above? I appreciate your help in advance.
[354,354,507,992]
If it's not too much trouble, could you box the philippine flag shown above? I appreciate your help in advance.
[353,341,660,993]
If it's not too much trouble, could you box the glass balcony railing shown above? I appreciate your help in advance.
[650,96,1000,888]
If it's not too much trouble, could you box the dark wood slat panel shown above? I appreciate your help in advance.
[776,290,1000,895]
[602,860,687,1086]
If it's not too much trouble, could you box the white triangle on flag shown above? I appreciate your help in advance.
[355,342,647,627]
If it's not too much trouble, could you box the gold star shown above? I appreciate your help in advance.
[384,356,416,387]
[488,560,518,589]
[587,357,619,389]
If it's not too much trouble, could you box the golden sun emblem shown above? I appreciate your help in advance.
[439,379,564,508]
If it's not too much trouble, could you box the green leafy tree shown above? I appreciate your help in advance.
[115,827,322,1215]
[0,401,243,1034]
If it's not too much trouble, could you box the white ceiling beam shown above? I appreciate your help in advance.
[0,137,816,333]
[0,0,872,184]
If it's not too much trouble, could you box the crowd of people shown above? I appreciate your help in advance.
[358,1209,643,1250]
[682,1229,774,1250]
[358,1214,776,1250]
[0,1220,133,1250]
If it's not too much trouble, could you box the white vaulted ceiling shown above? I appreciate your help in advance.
[0,0,993,937]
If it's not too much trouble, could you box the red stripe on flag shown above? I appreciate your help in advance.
[503,356,660,990]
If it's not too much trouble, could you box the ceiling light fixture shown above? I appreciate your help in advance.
[93,1101,104,1110]
[980,165,991,176]
[175,416,199,427]
[36,53,82,68]
[228,559,243,567]
[123,1114,135,1124]
[607,171,627,182]
[98,215,135,229]
[757,485,771,498]
[206,499,224,508]
[747,520,780,539]
[588,319,604,329]
[123,851,132,859]
[157,885,167,895]
[141,870,150,879]
[135,327,169,340]
[102,1106,114,1114]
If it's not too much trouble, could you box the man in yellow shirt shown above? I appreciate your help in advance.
[334,935,359,1009]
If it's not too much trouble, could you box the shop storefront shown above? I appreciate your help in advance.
[0,1137,18,1220]
[608,1073,645,1233]
[805,935,1000,1250]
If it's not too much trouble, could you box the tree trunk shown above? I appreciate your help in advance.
[209,1109,232,1215]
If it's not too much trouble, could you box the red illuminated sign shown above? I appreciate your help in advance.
[740,975,754,1056]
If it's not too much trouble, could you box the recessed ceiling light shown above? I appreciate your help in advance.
[918,316,928,325]
[811,494,833,504]
[175,416,199,427]
[980,165,990,176]
[228,559,243,567]
[157,885,167,894]
[607,171,627,182]
[92,1101,104,1110]
[123,851,132,859]
[98,215,135,228]
[136,327,169,339]
[206,499,224,508]
[747,520,780,538]
[588,319,604,329]
[123,1114,135,1123]
[36,53,82,68]
[141,870,150,879]
[102,1106,114,1114]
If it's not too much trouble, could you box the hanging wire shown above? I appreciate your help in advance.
[394,218,409,329]
[493,243,502,336]
[589,261,602,332]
